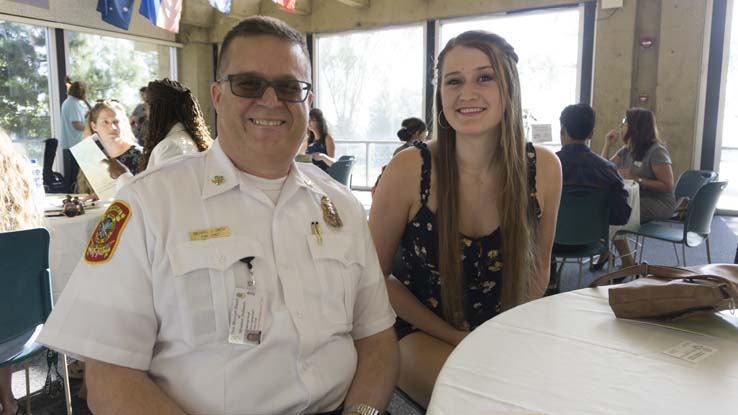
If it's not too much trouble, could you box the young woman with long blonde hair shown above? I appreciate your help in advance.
[369,31,562,407]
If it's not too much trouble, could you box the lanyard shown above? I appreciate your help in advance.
[239,256,256,292]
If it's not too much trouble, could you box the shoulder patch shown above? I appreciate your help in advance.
[84,200,132,264]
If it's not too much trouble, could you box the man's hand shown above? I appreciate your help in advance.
[102,158,129,179]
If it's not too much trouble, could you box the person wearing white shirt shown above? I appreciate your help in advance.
[38,16,398,415]
[110,78,212,190]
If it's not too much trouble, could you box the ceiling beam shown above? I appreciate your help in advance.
[336,0,369,8]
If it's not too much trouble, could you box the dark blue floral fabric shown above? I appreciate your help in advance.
[395,141,539,339]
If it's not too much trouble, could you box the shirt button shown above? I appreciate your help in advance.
[217,255,226,264]
[296,311,304,319]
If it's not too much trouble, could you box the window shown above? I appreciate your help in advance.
[315,24,425,187]
[66,31,174,113]
[0,20,52,164]
[440,6,583,147]
[717,1,738,210]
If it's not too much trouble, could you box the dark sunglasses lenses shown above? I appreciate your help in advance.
[228,75,310,102]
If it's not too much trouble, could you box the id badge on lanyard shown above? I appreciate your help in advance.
[228,257,266,345]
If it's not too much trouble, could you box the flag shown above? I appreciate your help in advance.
[139,0,183,33]
[96,0,134,30]
[208,0,231,14]
[272,0,296,12]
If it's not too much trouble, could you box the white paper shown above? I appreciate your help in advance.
[531,124,552,143]
[69,135,117,202]
[663,341,717,363]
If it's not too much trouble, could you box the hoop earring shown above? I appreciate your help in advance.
[438,110,451,130]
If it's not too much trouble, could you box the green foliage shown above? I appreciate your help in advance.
[0,21,51,139]
[67,32,160,113]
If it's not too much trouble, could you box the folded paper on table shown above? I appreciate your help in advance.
[70,135,116,202]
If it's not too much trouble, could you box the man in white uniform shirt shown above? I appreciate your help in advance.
[39,16,398,415]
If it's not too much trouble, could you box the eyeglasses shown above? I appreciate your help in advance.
[219,74,312,103]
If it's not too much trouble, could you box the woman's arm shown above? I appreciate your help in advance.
[602,129,622,165]
[326,134,335,158]
[531,145,563,300]
[637,163,674,193]
[368,150,468,346]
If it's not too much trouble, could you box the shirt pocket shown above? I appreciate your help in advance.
[168,236,263,347]
[306,233,365,329]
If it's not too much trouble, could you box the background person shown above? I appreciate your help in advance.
[601,107,675,267]
[0,130,43,415]
[393,117,428,156]
[60,80,90,192]
[303,107,335,171]
[39,16,398,415]
[556,103,631,271]
[369,30,562,407]
[115,78,212,189]
[129,86,148,145]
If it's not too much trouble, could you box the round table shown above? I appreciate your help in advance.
[44,198,109,301]
[428,287,738,415]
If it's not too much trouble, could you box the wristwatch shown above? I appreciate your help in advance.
[636,177,643,185]
[342,403,380,415]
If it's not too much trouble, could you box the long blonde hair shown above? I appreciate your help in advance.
[434,31,537,327]
[0,130,43,231]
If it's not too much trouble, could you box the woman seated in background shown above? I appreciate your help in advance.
[302,108,335,171]
[114,78,212,188]
[75,100,141,195]
[599,107,675,268]
[369,30,561,408]
[0,130,43,415]
[393,117,428,156]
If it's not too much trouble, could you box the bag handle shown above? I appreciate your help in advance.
[588,262,738,295]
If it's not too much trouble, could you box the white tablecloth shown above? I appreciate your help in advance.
[44,200,108,301]
[610,179,640,240]
[428,288,738,415]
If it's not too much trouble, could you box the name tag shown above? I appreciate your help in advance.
[228,288,265,345]
[189,226,231,241]
[633,160,643,168]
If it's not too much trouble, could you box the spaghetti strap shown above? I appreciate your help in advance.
[526,142,542,220]
[413,141,431,206]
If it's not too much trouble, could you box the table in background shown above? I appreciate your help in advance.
[428,288,738,415]
[610,179,640,240]
[44,197,108,301]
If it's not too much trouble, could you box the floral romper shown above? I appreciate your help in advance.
[394,141,541,339]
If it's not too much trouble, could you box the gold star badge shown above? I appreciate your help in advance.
[212,175,225,186]
[321,196,343,228]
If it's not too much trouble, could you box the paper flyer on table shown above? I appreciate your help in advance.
[70,135,116,201]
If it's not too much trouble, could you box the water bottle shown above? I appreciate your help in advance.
[30,159,46,212]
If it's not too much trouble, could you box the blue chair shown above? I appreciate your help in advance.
[327,158,354,187]
[674,170,718,200]
[338,155,355,163]
[0,228,72,415]
[551,186,611,288]
[625,181,728,266]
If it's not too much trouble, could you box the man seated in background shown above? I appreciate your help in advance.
[39,16,398,415]
[556,103,631,271]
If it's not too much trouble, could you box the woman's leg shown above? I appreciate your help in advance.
[397,331,455,408]
[613,238,635,267]
[0,367,17,415]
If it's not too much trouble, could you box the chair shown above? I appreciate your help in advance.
[674,169,718,200]
[327,158,354,187]
[551,186,611,288]
[0,228,72,415]
[624,181,728,266]
[337,155,355,163]
[42,138,66,194]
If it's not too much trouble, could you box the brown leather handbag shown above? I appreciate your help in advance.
[589,262,738,320]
